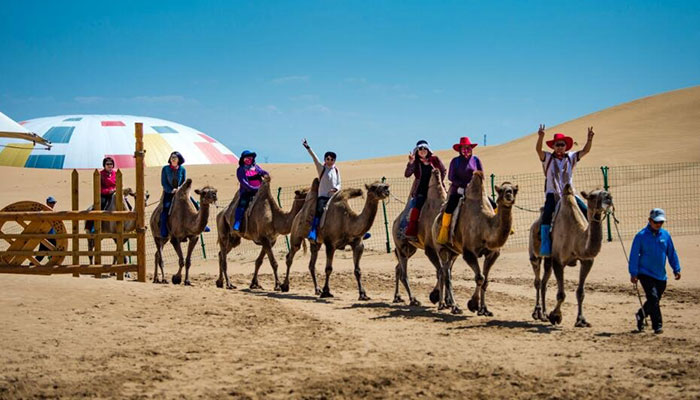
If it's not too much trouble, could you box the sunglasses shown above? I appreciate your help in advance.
[105,163,114,166]
[325,157,335,161]
[554,142,566,147]
[651,220,665,225]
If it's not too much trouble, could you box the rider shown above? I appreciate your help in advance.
[404,139,446,240]
[159,151,186,237]
[302,138,340,241]
[233,150,269,231]
[535,124,595,256]
[87,157,117,233]
[437,137,483,244]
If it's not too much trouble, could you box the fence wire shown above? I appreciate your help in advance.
[3,162,699,266]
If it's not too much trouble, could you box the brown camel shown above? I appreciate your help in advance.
[85,188,150,265]
[528,184,612,327]
[283,181,390,300]
[280,178,319,293]
[391,169,446,306]
[149,179,218,285]
[433,171,518,314]
[215,175,309,290]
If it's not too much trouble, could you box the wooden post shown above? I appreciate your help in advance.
[115,170,124,280]
[93,169,102,277]
[135,123,147,283]
[71,170,80,277]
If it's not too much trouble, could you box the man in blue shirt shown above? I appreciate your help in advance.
[628,208,681,334]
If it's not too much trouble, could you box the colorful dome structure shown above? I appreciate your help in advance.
[0,115,238,169]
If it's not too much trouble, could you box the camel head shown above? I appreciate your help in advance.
[123,188,135,197]
[495,181,518,207]
[194,186,218,205]
[364,181,391,201]
[580,189,613,217]
[293,188,309,201]
[262,174,271,184]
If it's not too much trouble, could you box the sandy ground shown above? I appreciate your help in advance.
[1,234,698,399]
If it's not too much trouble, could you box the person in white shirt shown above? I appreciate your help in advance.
[302,138,341,240]
[535,124,595,256]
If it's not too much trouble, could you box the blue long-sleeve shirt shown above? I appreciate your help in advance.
[161,165,186,194]
[628,225,681,281]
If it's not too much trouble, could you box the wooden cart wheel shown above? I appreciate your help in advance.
[0,201,68,266]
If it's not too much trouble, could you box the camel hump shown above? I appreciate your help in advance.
[563,183,574,195]
[336,188,363,201]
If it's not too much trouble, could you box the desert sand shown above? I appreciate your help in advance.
[1,86,700,399]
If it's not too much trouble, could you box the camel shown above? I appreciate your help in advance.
[85,188,150,265]
[215,175,309,290]
[433,171,518,314]
[149,179,218,285]
[391,169,446,306]
[528,184,612,327]
[282,180,391,300]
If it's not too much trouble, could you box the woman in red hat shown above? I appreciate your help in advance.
[403,139,446,240]
[437,136,485,244]
[535,124,595,256]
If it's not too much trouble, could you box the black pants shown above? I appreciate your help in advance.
[542,192,588,225]
[445,193,497,214]
[638,274,667,330]
[315,196,330,216]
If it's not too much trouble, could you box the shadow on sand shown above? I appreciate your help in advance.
[448,319,558,334]
[241,288,332,304]
[344,301,469,323]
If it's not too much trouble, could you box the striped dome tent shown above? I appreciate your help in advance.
[0,115,238,169]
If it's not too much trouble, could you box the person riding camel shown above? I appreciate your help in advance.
[232,150,269,231]
[302,138,340,241]
[159,151,187,237]
[87,157,117,233]
[404,139,446,240]
[535,124,595,257]
[437,136,489,244]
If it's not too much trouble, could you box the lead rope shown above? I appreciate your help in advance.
[609,206,648,327]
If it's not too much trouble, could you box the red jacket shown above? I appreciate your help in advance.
[404,155,446,197]
[100,169,116,195]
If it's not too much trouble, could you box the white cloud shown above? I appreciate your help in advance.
[270,75,309,84]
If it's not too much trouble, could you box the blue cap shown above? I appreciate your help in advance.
[649,208,666,222]
[46,196,57,203]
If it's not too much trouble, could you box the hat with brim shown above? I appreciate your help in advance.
[452,137,478,152]
[649,208,666,222]
[239,150,257,166]
[413,140,432,154]
[546,133,574,151]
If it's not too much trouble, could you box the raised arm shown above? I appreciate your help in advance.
[302,138,323,173]
[578,127,595,160]
[536,124,546,162]
[404,152,416,178]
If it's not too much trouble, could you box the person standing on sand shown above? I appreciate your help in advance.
[302,138,341,241]
[535,124,594,257]
[403,139,446,240]
[629,208,681,334]
[36,196,57,262]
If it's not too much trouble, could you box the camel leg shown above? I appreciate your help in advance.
[281,239,302,293]
[393,249,405,304]
[394,245,420,306]
[530,253,544,320]
[547,259,566,325]
[351,240,369,301]
[308,242,322,296]
[250,248,266,290]
[539,257,553,321]
[463,251,483,315]
[87,238,94,265]
[153,239,164,284]
[478,250,500,317]
[574,259,594,328]
[424,246,442,306]
[445,259,460,313]
[183,236,199,286]
[320,244,336,298]
[170,238,185,285]
[217,241,236,290]
[436,248,453,310]
[262,241,282,291]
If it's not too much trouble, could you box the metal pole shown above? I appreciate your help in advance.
[277,187,290,252]
[601,166,612,242]
[483,134,486,146]
[490,173,496,203]
[381,177,391,253]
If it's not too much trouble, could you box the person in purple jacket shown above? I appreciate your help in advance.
[233,150,269,231]
[629,208,681,334]
[437,136,488,244]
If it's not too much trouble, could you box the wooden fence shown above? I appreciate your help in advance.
[0,123,147,281]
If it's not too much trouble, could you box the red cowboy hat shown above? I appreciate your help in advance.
[546,133,574,151]
[452,137,478,152]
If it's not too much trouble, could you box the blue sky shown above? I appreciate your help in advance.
[2,0,699,162]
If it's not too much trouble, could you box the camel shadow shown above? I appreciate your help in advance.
[345,302,469,323]
[241,288,331,304]
[449,319,557,334]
